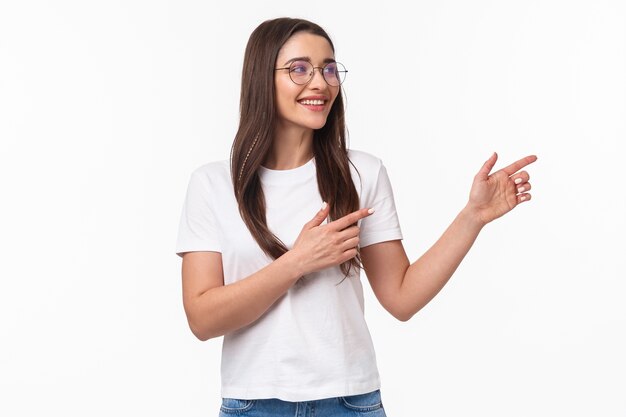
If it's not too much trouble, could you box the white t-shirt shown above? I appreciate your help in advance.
[175,149,403,402]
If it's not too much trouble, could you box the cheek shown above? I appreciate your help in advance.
[276,95,293,119]
[275,84,299,113]
[328,89,340,109]
[275,77,299,100]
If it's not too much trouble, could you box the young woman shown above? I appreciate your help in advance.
[176,17,536,417]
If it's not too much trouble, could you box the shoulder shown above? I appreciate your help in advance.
[347,149,386,184]
[189,159,231,182]
[347,149,384,170]
[184,159,232,195]
[346,149,391,195]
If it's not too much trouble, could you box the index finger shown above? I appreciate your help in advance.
[328,207,374,231]
[500,155,538,176]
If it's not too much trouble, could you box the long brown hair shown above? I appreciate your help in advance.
[230,17,361,278]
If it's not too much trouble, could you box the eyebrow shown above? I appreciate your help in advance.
[282,56,336,66]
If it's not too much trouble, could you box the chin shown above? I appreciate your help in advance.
[303,116,330,130]
[309,122,328,130]
[279,114,330,131]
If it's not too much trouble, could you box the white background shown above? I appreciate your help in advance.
[1,1,625,416]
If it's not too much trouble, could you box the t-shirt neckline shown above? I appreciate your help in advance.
[258,157,316,185]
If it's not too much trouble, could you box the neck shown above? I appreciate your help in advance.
[264,125,314,170]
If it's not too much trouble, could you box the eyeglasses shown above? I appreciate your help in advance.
[274,61,348,87]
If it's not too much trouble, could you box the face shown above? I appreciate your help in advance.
[274,32,340,133]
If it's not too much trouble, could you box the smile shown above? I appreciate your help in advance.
[298,99,326,106]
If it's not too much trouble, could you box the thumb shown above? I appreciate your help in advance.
[476,152,498,180]
[303,201,330,229]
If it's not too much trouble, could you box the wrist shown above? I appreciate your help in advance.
[279,249,308,282]
[460,204,488,230]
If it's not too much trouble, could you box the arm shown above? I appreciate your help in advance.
[361,153,537,321]
[182,250,302,341]
[361,208,483,321]
[182,204,373,341]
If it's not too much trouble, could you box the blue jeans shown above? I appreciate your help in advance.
[218,389,387,416]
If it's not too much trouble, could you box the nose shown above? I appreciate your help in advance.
[308,67,327,89]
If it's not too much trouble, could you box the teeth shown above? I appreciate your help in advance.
[300,99,325,105]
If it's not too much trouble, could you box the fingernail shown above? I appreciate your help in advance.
[517,186,525,193]
[520,196,527,201]
[367,208,375,214]
[514,178,523,185]
[321,201,327,210]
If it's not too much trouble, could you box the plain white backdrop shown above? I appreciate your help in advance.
[1,1,624,416]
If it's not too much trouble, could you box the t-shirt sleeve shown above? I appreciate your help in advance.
[175,170,222,257]
[358,162,403,248]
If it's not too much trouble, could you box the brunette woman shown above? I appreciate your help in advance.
[176,17,536,417]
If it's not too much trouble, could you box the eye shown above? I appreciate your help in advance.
[290,61,310,74]
[323,63,338,75]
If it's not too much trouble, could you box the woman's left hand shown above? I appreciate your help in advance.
[467,152,538,225]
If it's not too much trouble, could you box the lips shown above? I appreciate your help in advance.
[297,96,329,111]
[297,95,328,104]
[298,99,326,105]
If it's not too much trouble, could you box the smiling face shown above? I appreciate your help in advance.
[274,32,340,134]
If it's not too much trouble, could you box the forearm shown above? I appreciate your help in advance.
[188,252,302,340]
[398,205,485,319]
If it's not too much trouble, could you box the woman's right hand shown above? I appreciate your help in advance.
[289,202,374,276]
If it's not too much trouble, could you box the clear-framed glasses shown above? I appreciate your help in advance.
[274,60,348,87]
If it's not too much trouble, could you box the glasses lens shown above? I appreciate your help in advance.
[323,62,347,86]
[289,61,313,85]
